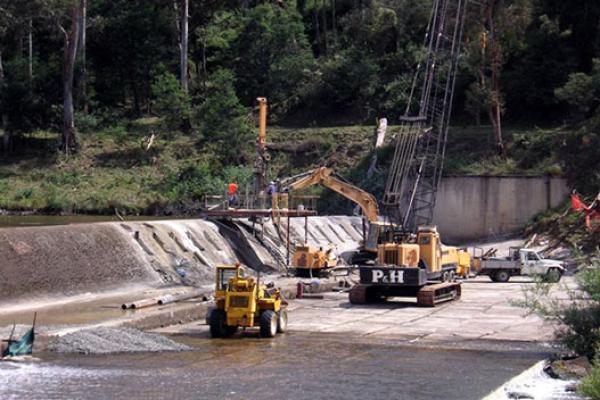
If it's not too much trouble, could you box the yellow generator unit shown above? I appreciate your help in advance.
[209,263,288,338]
[291,244,337,277]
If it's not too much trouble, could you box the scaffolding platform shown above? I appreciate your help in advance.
[202,208,317,218]
[202,193,319,219]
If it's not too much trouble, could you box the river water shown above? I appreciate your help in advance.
[0,333,548,400]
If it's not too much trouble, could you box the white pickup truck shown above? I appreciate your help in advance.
[473,247,565,283]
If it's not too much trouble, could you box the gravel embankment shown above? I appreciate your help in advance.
[47,327,190,354]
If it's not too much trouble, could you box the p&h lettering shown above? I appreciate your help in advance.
[371,269,404,284]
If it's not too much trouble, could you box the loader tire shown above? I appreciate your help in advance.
[277,309,288,333]
[209,309,227,338]
[225,325,239,336]
[260,310,277,338]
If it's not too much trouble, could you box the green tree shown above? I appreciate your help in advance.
[229,2,315,115]
[151,69,191,132]
[555,58,600,117]
[194,68,251,163]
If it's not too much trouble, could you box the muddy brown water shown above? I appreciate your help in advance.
[0,333,548,400]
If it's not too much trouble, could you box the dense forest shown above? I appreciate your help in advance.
[0,0,599,214]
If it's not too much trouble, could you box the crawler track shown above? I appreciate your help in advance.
[416,282,461,307]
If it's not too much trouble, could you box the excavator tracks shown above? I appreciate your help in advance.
[349,284,368,304]
[416,282,461,307]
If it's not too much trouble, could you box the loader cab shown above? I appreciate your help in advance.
[215,264,245,297]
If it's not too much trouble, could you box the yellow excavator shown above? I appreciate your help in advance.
[351,226,470,306]
[281,166,393,276]
[281,167,471,305]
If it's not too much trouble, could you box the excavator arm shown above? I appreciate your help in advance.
[282,167,379,223]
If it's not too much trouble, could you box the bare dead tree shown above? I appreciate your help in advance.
[485,0,505,155]
[28,18,33,87]
[76,0,87,113]
[0,48,9,152]
[56,1,81,154]
[180,0,189,93]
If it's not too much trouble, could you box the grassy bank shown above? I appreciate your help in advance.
[0,121,567,215]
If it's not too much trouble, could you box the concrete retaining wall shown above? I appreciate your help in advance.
[433,176,569,242]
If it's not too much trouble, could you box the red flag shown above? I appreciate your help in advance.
[571,192,588,211]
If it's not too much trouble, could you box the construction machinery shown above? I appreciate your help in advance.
[348,0,469,306]
[281,167,470,287]
[291,244,337,277]
[208,263,287,338]
[349,226,470,306]
[280,166,395,274]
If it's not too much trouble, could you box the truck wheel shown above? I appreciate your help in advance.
[259,310,277,338]
[277,309,288,333]
[209,309,228,338]
[495,270,510,283]
[545,268,562,283]
[442,271,450,282]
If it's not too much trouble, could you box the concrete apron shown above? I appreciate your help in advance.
[0,274,346,352]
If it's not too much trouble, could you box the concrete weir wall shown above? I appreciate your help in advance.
[433,176,569,242]
[0,217,363,301]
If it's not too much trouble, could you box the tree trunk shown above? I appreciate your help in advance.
[321,0,328,55]
[28,18,33,87]
[77,0,88,113]
[331,0,337,47]
[180,0,189,93]
[201,38,207,90]
[312,6,321,55]
[0,50,10,152]
[486,0,504,155]
[60,1,81,154]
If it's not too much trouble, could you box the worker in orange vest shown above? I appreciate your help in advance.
[228,182,238,207]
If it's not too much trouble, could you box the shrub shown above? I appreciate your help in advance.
[98,125,128,144]
[519,259,600,359]
[74,112,100,134]
[151,70,191,132]
[581,351,600,400]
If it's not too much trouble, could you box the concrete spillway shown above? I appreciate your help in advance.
[0,217,363,302]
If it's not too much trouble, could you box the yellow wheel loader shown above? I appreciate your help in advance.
[209,263,288,338]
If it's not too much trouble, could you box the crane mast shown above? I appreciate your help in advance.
[383,0,468,231]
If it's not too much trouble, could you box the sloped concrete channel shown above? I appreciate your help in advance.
[0,216,364,302]
[0,217,579,400]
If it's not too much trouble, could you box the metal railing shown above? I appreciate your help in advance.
[203,193,319,212]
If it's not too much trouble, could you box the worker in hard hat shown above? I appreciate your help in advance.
[228,182,238,207]
[266,181,278,196]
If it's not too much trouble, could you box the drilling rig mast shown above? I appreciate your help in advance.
[383,0,468,230]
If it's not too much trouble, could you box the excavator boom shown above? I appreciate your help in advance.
[282,167,379,223]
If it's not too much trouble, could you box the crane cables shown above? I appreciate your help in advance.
[383,0,468,229]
